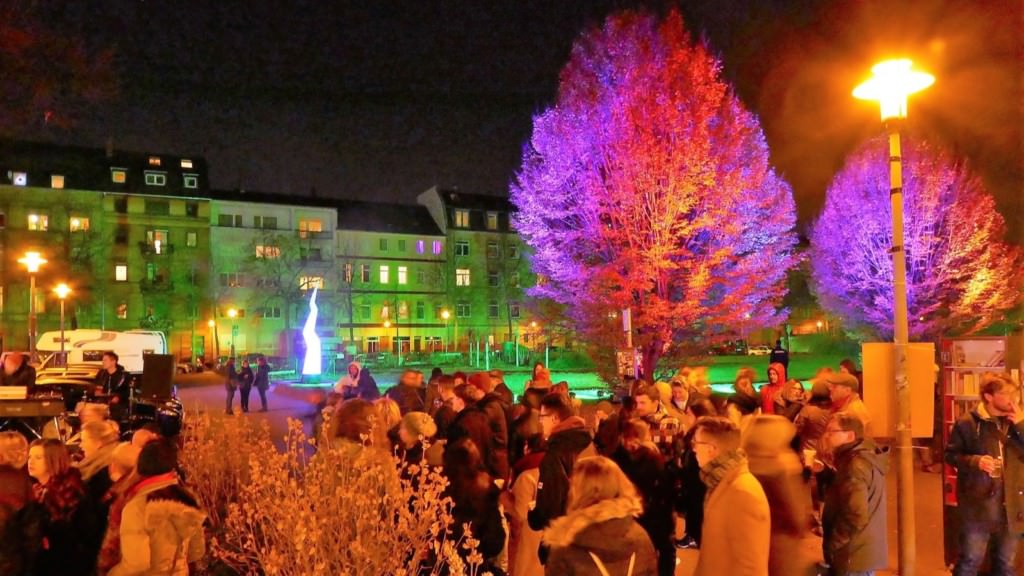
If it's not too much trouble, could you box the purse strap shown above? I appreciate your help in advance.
[589,551,636,576]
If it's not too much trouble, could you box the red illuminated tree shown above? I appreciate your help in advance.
[511,10,799,381]
[809,136,1024,339]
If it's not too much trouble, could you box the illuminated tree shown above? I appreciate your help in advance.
[809,136,1024,339]
[511,10,799,380]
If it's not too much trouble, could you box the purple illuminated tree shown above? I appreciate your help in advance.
[510,10,799,380]
[809,136,1024,339]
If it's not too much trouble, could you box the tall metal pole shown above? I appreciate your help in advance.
[59,297,66,367]
[28,274,36,361]
[887,120,915,575]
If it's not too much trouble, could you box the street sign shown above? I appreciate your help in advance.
[616,349,637,377]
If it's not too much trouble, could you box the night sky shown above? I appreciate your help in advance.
[12,0,1024,237]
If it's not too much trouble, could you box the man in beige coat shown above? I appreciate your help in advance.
[692,416,770,576]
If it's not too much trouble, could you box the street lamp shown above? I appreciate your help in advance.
[18,251,47,361]
[441,309,450,353]
[227,308,238,359]
[854,57,933,576]
[207,319,217,363]
[53,284,71,367]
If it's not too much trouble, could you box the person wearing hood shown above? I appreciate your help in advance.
[743,416,813,576]
[761,362,787,415]
[692,416,770,576]
[820,412,888,576]
[528,393,597,534]
[542,456,657,575]
[334,362,362,398]
[108,439,206,576]
[945,372,1024,575]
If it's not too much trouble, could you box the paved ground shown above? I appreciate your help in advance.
[177,378,1024,576]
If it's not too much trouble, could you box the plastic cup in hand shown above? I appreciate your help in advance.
[803,449,817,465]
[990,457,1003,479]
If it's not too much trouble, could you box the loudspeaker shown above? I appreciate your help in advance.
[139,354,175,399]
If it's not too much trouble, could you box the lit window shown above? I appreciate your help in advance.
[379,238,388,251]
[453,209,470,228]
[256,245,281,259]
[183,174,198,189]
[360,264,370,282]
[456,269,471,286]
[381,304,390,319]
[379,265,389,284]
[456,303,471,318]
[148,156,161,166]
[299,276,324,290]
[51,175,64,189]
[144,171,167,186]
[344,263,353,283]
[115,265,128,282]
[432,241,443,255]
[397,266,408,285]
[116,302,128,319]
[487,212,499,231]
[111,168,127,184]
[398,301,409,319]
[416,240,425,254]
[298,218,323,238]
[69,217,90,232]
[186,231,197,247]
[11,172,27,186]
[455,241,470,256]
[487,241,500,259]
[27,214,48,231]
[180,158,193,169]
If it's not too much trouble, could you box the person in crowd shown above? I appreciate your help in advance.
[821,412,888,576]
[425,367,445,413]
[447,384,505,480]
[770,339,790,370]
[541,456,658,576]
[526,363,552,390]
[615,420,675,576]
[0,432,34,575]
[373,397,402,452]
[838,359,863,393]
[777,379,807,422]
[386,369,428,415]
[664,379,691,426]
[223,358,239,415]
[760,362,787,415]
[253,356,271,412]
[329,399,377,452]
[796,379,833,453]
[691,416,770,576]
[726,368,761,434]
[107,439,206,575]
[827,372,872,437]
[97,442,143,576]
[505,413,546,576]
[356,366,381,400]
[237,359,254,413]
[27,438,91,575]
[396,411,437,471]
[945,372,1024,575]
[634,384,668,429]
[472,371,513,482]
[431,375,459,439]
[528,393,596,533]
[452,371,468,387]
[743,415,812,576]
[335,362,363,398]
[98,351,132,406]
[131,427,160,448]
[76,420,121,564]
[513,386,548,421]
[442,439,506,573]
[674,398,718,550]
[0,352,35,388]
[489,369,515,405]
[594,396,636,457]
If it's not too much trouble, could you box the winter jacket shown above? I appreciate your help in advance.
[32,469,92,576]
[0,465,35,575]
[448,406,505,479]
[478,392,513,480]
[694,456,770,576]
[794,402,831,452]
[355,370,381,400]
[98,364,132,402]
[761,363,787,415]
[108,474,206,576]
[509,453,545,576]
[77,443,118,568]
[821,438,889,575]
[832,394,872,438]
[542,496,658,576]
[238,366,254,388]
[334,362,363,397]
[528,417,596,531]
[0,360,36,388]
[945,403,1024,533]
[613,444,675,558]
[253,362,270,390]
[385,382,427,415]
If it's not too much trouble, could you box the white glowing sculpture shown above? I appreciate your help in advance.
[301,288,322,375]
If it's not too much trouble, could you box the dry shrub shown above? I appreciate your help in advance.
[182,414,491,576]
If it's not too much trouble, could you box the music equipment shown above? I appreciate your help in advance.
[0,397,65,418]
[0,386,28,400]
[139,354,175,399]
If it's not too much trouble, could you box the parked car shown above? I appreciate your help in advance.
[747,345,772,356]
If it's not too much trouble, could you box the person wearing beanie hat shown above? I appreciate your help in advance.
[827,372,872,437]
[398,411,438,471]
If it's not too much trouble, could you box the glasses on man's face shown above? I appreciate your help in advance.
[538,412,553,420]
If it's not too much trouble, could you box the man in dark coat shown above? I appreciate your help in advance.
[945,372,1024,575]
[0,353,35,389]
[528,392,595,532]
[821,411,888,576]
[472,372,512,482]
[769,339,789,371]
[385,369,427,415]
[488,369,514,406]
[97,352,132,421]
[253,356,271,412]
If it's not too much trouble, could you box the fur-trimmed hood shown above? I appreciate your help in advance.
[145,499,206,541]
[542,496,643,549]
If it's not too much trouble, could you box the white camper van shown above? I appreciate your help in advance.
[36,329,168,373]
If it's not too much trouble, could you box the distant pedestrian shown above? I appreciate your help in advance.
[821,412,888,576]
[238,359,254,413]
[253,356,271,412]
[769,339,789,371]
[945,372,1024,576]
[223,358,239,415]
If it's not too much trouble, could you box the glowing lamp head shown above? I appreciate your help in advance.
[816,320,824,328]
[441,310,450,320]
[18,251,47,273]
[207,319,216,328]
[54,283,71,299]
[530,321,538,329]
[227,308,238,319]
[383,320,392,329]
[853,59,934,121]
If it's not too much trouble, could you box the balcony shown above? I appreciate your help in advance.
[138,242,175,256]
[297,230,332,240]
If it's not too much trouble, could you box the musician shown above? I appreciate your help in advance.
[0,353,35,389]
[98,352,132,406]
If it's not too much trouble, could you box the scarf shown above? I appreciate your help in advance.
[699,449,747,495]
[76,442,118,481]
[32,469,85,524]
[97,472,176,575]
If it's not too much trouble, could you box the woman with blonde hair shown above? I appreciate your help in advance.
[373,397,402,451]
[76,420,122,567]
[542,456,657,575]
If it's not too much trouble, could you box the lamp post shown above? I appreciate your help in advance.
[854,58,934,576]
[208,319,217,364]
[227,308,238,359]
[18,252,47,361]
[53,283,71,367]
[441,309,450,353]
